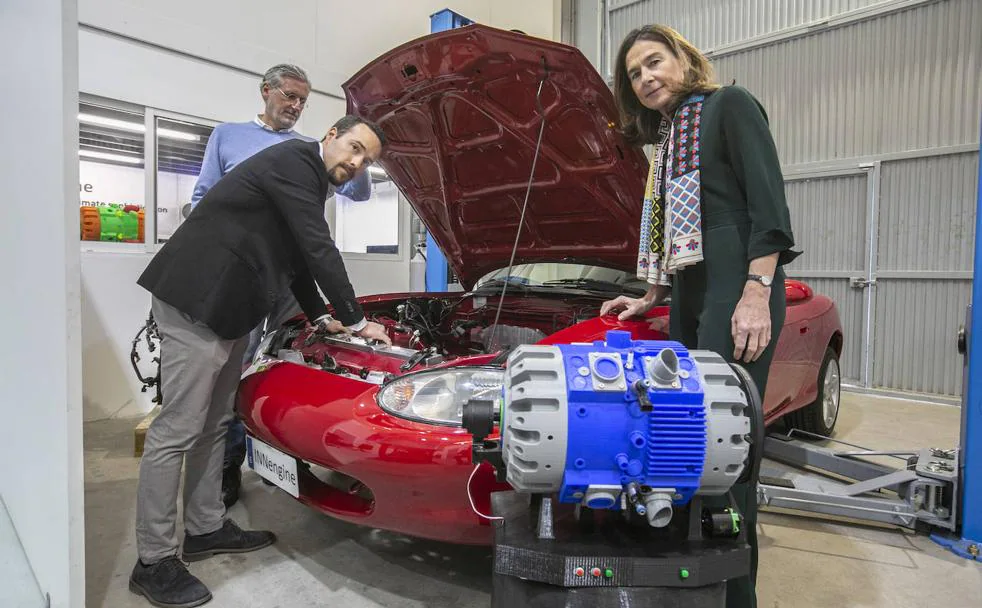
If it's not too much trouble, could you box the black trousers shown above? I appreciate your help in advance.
[669,262,787,608]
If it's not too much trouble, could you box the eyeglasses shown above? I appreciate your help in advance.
[274,87,308,107]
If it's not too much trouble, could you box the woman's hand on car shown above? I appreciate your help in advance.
[600,285,668,321]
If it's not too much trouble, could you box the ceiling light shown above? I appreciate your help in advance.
[78,113,143,133]
[79,149,143,164]
[78,113,200,142]
[157,127,200,142]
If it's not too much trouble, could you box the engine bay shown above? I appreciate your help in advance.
[259,291,608,383]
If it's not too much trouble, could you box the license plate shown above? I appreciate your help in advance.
[246,435,299,498]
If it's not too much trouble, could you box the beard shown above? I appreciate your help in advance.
[326,165,352,187]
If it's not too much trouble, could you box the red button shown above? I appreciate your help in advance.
[591,568,602,577]
[575,568,585,577]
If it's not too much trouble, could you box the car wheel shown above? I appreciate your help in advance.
[784,347,840,437]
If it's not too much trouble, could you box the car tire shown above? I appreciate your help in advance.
[784,347,841,437]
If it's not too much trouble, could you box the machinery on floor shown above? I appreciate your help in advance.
[755,430,960,532]
[463,330,765,607]
[461,265,982,607]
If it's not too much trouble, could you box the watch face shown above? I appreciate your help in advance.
[761,275,773,286]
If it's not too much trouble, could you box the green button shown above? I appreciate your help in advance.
[604,568,614,578]
[679,568,690,580]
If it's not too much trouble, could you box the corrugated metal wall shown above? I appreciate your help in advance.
[878,154,979,276]
[784,176,868,274]
[709,0,981,165]
[873,280,973,394]
[873,152,979,395]
[784,175,868,382]
[596,0,982,398]
[608,0,891,51]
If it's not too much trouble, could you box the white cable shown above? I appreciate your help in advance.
[467,463,504,521]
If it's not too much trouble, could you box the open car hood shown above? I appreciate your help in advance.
[342,24,649,288]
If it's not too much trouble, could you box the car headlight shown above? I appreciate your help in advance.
[377,367,504,426]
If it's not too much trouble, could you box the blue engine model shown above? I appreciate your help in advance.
[500,330,750,528]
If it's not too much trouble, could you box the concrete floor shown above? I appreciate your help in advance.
[84,392,982,608]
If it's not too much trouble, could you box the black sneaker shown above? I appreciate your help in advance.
[221,466,241,508]
[182,519,276,562]
[129,556,212,608]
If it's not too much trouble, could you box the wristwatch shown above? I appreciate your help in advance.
[747,273,773,287]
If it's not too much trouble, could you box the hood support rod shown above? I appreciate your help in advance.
[487,57,549,352]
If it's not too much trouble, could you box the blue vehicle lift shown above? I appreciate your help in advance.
[931,117,982,561]
[424,9,475,292]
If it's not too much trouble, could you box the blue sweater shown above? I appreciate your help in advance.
[190,118,371,207]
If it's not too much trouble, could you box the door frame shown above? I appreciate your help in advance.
[782,163,880,388]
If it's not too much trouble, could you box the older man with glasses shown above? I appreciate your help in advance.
[188,63,372,509]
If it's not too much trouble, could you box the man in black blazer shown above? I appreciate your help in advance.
[129,115,391,608]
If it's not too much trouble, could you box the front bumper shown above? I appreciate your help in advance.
[237,358,507,545]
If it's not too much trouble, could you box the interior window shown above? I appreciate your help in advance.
[334,170,400,255]
[78,102,147,244]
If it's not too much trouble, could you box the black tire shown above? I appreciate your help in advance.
[784,347,841,437]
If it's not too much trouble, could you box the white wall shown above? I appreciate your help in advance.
[0,1,85,607]
[77,0,562,420]
[79,0,563,100]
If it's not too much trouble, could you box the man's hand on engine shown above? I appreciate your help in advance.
[314,314,350,335]
[355,321,392,347]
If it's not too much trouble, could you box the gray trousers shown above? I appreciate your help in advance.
[224,289,303,471]
[136,296,249,563]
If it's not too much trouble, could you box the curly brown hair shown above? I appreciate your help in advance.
[613,25,719,145]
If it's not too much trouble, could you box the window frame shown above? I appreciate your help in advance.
[78,94,408,263]
[78,93,149,254]
[77,93,219,254]
[147,106,220,247]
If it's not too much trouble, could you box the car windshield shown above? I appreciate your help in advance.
[474,263,649,297]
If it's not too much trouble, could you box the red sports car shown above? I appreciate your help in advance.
[236,25,843,546]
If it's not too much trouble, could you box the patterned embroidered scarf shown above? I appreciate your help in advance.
[637,94,705,286]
